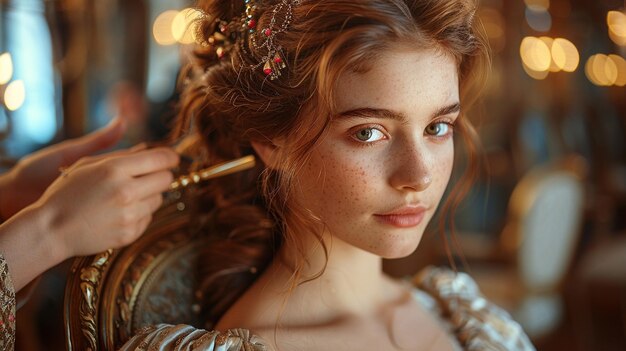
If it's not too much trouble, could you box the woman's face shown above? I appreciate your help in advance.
[295,48,459,259]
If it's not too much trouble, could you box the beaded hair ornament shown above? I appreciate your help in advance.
[205,0,300,80]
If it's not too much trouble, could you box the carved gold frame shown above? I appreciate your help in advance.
[64,196,198,350]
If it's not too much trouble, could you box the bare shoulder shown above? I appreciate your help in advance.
[215,269,459,351]
[242,279,457,351]
[251,312,456,351]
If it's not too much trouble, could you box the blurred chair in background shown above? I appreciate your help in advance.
[463,154,587,339]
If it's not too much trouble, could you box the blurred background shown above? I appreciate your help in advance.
[0,0,625,350]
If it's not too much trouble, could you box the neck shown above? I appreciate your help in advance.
[266,229,391,321]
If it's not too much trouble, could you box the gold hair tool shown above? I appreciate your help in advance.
[169,155,256,190]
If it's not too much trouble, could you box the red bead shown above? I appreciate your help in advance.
[274,56,282,63]
[248,19,257,28]
[263,61,272,75]
[264,28,272,36]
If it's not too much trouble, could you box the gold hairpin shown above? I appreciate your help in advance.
[169,155,256,190]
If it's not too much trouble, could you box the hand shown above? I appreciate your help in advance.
[0,117,126,220]
[34,147,179,258]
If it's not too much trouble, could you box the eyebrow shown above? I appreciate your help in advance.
[337,102,461,123]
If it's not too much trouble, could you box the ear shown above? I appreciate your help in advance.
[250,140,280,168]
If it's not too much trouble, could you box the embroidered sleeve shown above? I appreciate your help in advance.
[119,324,269,351]
[415,266,536,351]
[0,254,16,350]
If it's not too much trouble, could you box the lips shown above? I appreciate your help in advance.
[373,205,428,228]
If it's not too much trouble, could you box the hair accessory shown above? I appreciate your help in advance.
[206,0,299,80]
[169,155,256,190]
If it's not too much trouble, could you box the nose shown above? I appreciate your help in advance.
[388,142,433,192]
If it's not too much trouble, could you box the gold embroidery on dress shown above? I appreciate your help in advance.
[0,254,16,351]
[414,266,536,351]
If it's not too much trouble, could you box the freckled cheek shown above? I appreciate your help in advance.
[438,157,454,181]
[324,165,367,210]
[315,155,380,219]
[432,152,455,196]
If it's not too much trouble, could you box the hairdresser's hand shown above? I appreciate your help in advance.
[33,147,179,258]
[0,117,127,220]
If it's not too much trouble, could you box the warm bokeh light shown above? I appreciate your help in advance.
[609,30,626,46]
[522,62,549,80]
[153,10,179,45]
[585,55,599,85]
[586,54,619,86]
[0,52,13,85]
[520,36,580,79]
[520,36,551,73]
[525,0,550,11]
[608,54,626,86]
[607,11,626,36]
[539,37,560,72]
[4,80,26,111]
[597,55,618,85]
[608,11,626,46]
[551,38,579,72]
[172,8,203,44]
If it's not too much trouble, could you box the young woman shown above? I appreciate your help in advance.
[122,0,535,349]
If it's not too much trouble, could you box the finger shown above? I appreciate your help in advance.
[69,142,149,169]
[141,193,165,215]
[114,213,152,249]
[114,198,156,247]
[135,214,153,239]
[112,147,180,177]
[59,117,127,166]
[130,170,175,200]
[125,197,159,241]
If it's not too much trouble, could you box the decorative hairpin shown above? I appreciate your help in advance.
[169,155,256,190]
[205,0,299,80]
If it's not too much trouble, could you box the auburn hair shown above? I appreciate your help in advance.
[170,0,490,328]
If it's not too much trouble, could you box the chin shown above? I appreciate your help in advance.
[367,237,422,259]
[379,247,418,259]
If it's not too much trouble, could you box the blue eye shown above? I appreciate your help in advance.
[354,127,385,142]
[425,122,453,137]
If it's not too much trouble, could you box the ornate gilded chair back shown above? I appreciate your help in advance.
[64,195,206,350]
[64,155,256,350]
